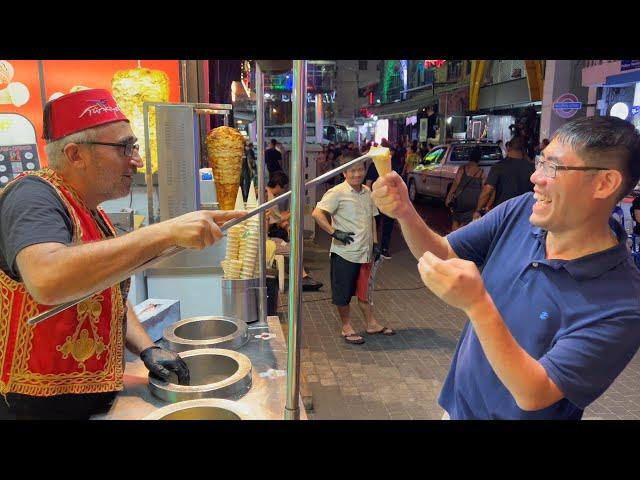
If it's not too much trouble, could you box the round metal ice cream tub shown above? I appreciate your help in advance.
[163,315,248,352]
[148,348,252,403]
[143,399,254,420]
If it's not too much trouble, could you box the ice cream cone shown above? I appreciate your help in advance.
[234,185,245,211]
[368,146,392,176]
[246,182,258,209]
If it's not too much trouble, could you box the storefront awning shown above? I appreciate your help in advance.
[369,95,436,120]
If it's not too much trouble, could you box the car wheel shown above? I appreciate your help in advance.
[408,179,418,203]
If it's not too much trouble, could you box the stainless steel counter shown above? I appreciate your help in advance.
[93,316,307,420]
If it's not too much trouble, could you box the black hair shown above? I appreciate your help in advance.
[270,139,278,146]
[340,153,361,167]
[508,135,526,152]
[268,171,289,188]
[553,116,640,201]
[469,146,482,163]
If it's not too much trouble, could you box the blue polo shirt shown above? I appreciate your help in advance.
[439,192,640,420]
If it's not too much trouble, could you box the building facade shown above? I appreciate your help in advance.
[369,60,472,145]
[580,60,640,133]
[333,60,380,126]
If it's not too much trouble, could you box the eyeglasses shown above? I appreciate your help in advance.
[534,155,610,179]
[68,141,140,158]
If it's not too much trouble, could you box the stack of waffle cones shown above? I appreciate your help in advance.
[221,259,243,280]
[239,229,259,279]
[221,184,264,281]
[225,224,245,263]
[206,126,245,210]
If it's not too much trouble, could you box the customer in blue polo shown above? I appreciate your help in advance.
[371,116,640,420]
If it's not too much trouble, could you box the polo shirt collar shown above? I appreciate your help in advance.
[341,181,365,194]
[529,219,629,281]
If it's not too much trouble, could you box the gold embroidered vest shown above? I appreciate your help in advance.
[0,169,129,396]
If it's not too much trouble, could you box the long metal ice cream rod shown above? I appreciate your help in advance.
[26,151,377,326]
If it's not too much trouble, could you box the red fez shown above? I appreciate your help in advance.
[43,89,129,141]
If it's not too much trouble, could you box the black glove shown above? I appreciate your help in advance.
[331,229,355,245]
[373,243,381,262]
[140,346,190,386]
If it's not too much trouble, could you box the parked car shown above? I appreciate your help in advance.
[406,141,504,203]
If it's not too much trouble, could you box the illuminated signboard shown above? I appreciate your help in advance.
[424,60,447,69]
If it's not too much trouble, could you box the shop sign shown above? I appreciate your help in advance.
[424,60,446,69]
[621,60,640,71]
[266,91,336,104]
[553,93,582,119]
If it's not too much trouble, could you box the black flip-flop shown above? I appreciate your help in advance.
[341,332,365,344]
[366,326,395,336]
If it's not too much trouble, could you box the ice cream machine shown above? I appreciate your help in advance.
[142,102,232,222]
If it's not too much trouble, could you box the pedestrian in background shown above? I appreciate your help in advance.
[445,146,484,231]
[265,138,284,175]
[402,145,421,180]
[312,155,394,345]
[474,135,535,219]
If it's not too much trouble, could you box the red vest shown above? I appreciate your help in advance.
[0,169,129,396]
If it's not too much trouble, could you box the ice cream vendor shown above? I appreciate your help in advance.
[0,89,244,419]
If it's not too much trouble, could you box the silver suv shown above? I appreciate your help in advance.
[406,141,503,202]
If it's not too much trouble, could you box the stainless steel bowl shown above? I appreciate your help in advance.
[143,399,254,420]
[148,348,252,403]
[163,316,249,352]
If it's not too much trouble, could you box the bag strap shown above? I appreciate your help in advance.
[454,167,476,197]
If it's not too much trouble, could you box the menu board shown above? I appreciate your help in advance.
[0,59,181,171]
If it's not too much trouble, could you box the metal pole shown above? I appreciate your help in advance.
[285,59,306,420]
[443,92,448,143]
[256,64,267,324]
[26,151,375,327]
[143,103,155,224]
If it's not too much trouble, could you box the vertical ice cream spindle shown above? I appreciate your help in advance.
[206,126,245,210]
